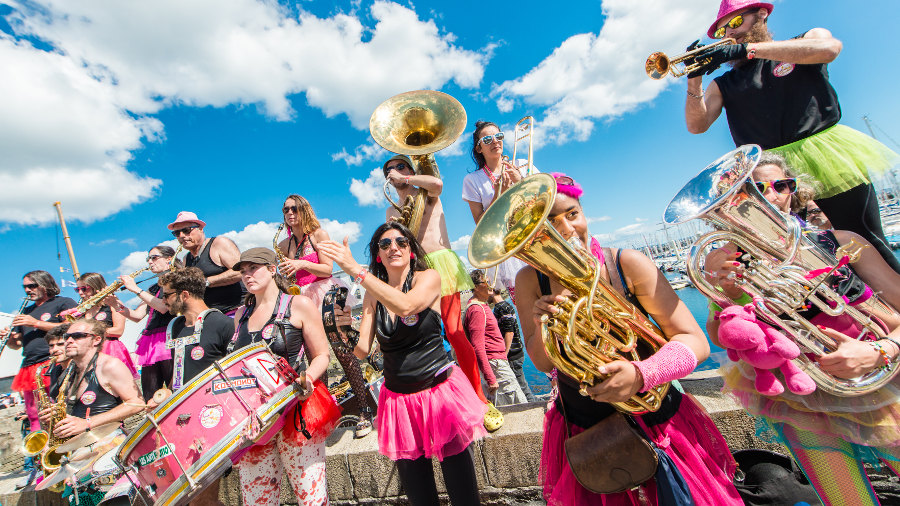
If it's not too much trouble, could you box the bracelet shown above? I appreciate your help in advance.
[355,267,368,285]
[687,90,704,99]
[872,341,892,368]
[746,46,756,60]
[405,176,410,185]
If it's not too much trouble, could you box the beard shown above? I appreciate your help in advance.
[730,18,772,69]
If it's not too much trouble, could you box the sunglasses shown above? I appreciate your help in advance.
[478,132,505,146]
[713,12,750,39]
[554,175,575,186]
[385,162,410,172]
[755,178,797,195]
[147,254,164,262]
[75,286,92,294]
[22,283,39,290]
[282,205,298,214]
[171,224,200,237]
[807,208,823,216]
[377,237,411,251]
[162,291,179,299]
[64,332,95,341]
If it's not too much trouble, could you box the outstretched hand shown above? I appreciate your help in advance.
[317,237,361,277]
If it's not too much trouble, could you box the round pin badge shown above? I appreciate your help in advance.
[40,313,51,322]
[401,314,419,326]
[80,391,96,405]
[200,405,224,429]
[772,62,795,77]
[262,324,275,340]
[191,347,205,360]
[95,312,107,321]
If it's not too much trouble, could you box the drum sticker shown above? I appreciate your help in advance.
[40,313,51,321]
[156,468,166,478]
[401,314,419,326]
[95,311,107,321]
[247,357,282,394]
[80,391,96,405]
[176,413,192,426]
[262,323,275,340]
[191,346,205,360]
[200,405,223,428]
[772,62,794,77]
[211,376,257,394]
[137,444,174,468]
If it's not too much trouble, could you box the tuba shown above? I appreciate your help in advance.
[370,90,467,236]
[468,174,670,413]
[664,145,900,396]
[273,224,302,295]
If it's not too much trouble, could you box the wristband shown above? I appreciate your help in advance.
[355,267,368,285]
[632,341,698,392]
[405,176,410,185]
[746,47,756,60]
[873,341,892,368]
[205,279,210,288]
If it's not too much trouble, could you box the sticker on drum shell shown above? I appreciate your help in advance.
[200,404,224,428]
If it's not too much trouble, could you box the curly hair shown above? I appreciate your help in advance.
[755,151,819,214]
[45,322,70,344]
[159,266,206,299]
[366,222,428,286]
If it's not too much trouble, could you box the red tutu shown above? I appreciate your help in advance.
[376,366,487,462]
[282,379,342,444]
[12,361,51,392]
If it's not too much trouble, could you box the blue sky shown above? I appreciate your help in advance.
[0,0,898,374]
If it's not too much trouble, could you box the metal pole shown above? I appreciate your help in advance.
[53,202,80,279]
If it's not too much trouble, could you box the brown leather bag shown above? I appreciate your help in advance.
[563,411,659,494]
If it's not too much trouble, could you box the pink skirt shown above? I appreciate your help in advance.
[377,366,487,462]
[103,339,138,378]
[540,395,742,506]
[135,328,171,367]
[299,276,341,309]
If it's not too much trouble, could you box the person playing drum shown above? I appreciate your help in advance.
[231,247,339,506]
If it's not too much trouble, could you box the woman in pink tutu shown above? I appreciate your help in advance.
[71,272,138,378]
[318,222,486,505]
[514,173,742,505]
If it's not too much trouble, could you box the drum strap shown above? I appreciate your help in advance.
[166,308,220,391]
[227,294,294,354]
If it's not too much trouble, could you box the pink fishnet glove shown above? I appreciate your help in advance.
[632,341,697,393]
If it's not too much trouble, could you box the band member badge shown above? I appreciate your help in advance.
[191,347,205,360]
[95,312,107,321]
[199,405,223,428]
[772,62,794,77]
[80,391,96,405]
[262,323,275,340]
[401,314,419,326]
[40,313,51,321]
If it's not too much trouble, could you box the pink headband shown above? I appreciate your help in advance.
[551,172,583,199]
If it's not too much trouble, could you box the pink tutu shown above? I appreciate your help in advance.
[299,276,341,309]
[103,339,138,378]
[376,366,487,461]
[135,328,171,367]
[540,395,742,506]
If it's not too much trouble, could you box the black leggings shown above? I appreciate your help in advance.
[816,183,900,274]
[140,359,173,402]
[395,445,480,506]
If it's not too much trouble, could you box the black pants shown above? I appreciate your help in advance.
[395,445,480,506]
[140,359,173,402]
[816,183,900,274]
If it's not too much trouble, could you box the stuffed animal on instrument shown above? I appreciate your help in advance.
[717,303,817,396]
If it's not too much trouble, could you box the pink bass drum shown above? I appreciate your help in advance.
[116,342,299,505]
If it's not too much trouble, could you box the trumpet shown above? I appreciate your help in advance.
[645,38,736,79]
[273,224,303,295]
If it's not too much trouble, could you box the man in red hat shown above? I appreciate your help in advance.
[167,211,244,315]
[683,0,900,273]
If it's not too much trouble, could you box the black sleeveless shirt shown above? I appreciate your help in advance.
[234,294,305,371]
[143,284,175,333]
[375,276,451,394]
[714,35,841,149]
[69,364,122,419]
[185,237,244,312]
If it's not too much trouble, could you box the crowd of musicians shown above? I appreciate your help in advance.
[3,1,900,505]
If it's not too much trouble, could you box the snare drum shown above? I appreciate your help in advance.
[116,343,298,505]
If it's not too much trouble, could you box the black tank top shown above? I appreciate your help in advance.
[69,363,122,419]
[185,237,244,312]
[714,34,841,149]
[375,275,451,394]
[233,294,305,371]
[143,284,175,333]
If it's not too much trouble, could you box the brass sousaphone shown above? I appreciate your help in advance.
[370,90,467,236]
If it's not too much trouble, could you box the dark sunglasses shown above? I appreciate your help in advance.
[377,237,411,251]
[554,175,575,186]
[171,224,200,237]
[162,291,178,299]
[385,162,410,172]
[755,178,797,195]
[282,205,299,214]
[75,286,92,294]
[146,254,164,262]
[478,132,505,146]
[713,12,749,39]
[22,283,39,290]
[64,332,94,341]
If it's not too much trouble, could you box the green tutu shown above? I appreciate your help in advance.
[770,124,899,198]
[424,249,473,296]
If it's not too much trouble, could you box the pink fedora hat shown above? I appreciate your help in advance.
[707,0,773,38]
[167,211,207,230]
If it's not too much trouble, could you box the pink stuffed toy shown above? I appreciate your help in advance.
[717,303,817,396]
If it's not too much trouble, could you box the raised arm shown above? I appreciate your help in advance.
[747,28,841,65]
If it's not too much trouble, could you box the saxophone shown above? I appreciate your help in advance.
[40,363,74,474]
[22,359,55,457]
[273,224,302,295]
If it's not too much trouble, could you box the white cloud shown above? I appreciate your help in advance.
[350,167,387,207]
[1,0,488,224]
[450,234,471,251]
[320,218,362,244]
[587,216,612,223]
[333,142,388,167]
[491,0,719,143]
[222,221,281,252]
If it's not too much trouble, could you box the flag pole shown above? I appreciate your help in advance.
[53,201,80,280]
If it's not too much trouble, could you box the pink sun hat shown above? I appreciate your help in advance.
[167,211,207,230]
[707,0,773,38]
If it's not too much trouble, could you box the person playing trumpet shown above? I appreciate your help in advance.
[684,0,900,273]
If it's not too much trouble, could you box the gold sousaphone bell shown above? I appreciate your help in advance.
[369,90,467,236]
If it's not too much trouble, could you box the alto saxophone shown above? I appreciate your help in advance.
[40,363,75,474]
[273,224,303,295]
[22,359,55,457]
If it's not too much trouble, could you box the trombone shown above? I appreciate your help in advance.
[645,38,736,79]
[510,116,535,177]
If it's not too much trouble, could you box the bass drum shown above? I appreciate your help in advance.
[116,343,298,506]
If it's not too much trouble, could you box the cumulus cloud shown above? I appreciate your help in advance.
[492,0,719,143]
[450,234,471,251]
[1,0,488,224]
[350,168,387,206]
[321,218,362,244]
[333,142,389,167]
[587,216,612,224]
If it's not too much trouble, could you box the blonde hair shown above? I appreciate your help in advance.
[756,151,818,214]
[283,195,321,235]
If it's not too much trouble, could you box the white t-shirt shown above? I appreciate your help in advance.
[461,160,535,209]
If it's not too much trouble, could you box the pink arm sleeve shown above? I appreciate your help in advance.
[464,306,497,385]
[632,341,698,393]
